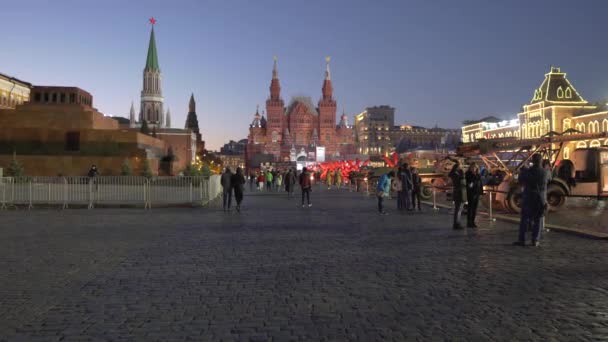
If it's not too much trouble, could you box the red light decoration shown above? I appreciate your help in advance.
[311,159,370,182]
[382,152,400,168]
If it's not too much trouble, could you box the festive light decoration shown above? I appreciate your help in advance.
[382,152,399,168]
[311,159,371,182]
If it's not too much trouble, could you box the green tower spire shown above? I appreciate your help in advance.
[145,26,160,71]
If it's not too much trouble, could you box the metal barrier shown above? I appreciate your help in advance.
[0,175,223,210]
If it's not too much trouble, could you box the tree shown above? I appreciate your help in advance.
[140,120,150,135]
[121,159,132,176]
[140,158,153,178]
[7,151,24,177]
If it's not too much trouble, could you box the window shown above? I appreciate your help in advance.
[52,93,57,102]
[590,140,601,148]
[34,93,41,102]
[44,93,49,102]
[60,93,66,103]
[563,147,570,159]
[65,131,80,151]
[576,141,587,148]
[565,87,572,98]
[563,118,571,131]
[557,86,564,99]
[69,93,76,103]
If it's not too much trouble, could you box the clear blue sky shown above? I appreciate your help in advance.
[3,0,608,149]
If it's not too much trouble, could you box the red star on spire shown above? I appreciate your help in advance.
[149,17,157,25]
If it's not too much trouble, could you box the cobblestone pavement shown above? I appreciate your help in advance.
[1,188,608,341]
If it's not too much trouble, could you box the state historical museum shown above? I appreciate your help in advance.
[246,57,355,169]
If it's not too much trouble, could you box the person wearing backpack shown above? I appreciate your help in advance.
[376,171,395,215]
[299,167,313,207]
[514,153,549,247]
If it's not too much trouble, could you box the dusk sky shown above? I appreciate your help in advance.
[3,0,608,149]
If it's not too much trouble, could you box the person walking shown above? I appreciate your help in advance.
[400,163,413,211]
[276,172,283,192]
[231,167,246,212]
[449,162,466,229]
[335,169,342,189]
[221,167,233,212]
[514,154,549,247]
[326,169,334,190]
[376,171,395,215]
[299,167,312,207]
[465,162,483,228]
[249,173,256,192]
[285,168,297,198]
[265,170,273,192]
[87,164,99,191]
[411,167,422,211]
[257,172,265,191]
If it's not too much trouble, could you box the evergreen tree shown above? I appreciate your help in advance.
[121,159,132,176]
[7,151,24,177]
[140,158,153,178]
[140,120,150,135]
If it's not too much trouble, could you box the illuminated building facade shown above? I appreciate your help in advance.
[0,73,31,110]
[461,67,608,159]
[246,57,355,168]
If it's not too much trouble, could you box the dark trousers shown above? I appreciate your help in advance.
[222,189,232,210]
[467,196,479,226]
[301,188,311,205]
[400,189,411,210]
[378,196,384,213]
[266,181,272,191]
[412,190,421,210]
[397,191,403,209]
[453,200,463,226]
[519,213,543,242]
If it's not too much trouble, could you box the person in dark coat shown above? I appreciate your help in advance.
[514,154,549,247]
[285,168,297,198]
[299,167,312,207]
[399,163,413,210]
[449,161,466,230]
[231,167,246,212]
[465,162,483,228]
[411,167,422,211]
[220,167,233,212]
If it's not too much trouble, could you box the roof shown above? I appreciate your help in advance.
[0,72,32,87]
[286,96,319,116]
[145,27,160,71]
[530,67,585,104]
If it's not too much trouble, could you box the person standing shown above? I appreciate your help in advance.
[221,167,233,212]
[276,172,283,192]
[231,167,246,212]
[326,169,334,190]
[286,168,297,198]
[257,172,265,191]
[299,167,312,207]
[376,171,395,215]
[393,166,404,209]
[449,162,466,229]
[249,173,256,192]
[411,167,422,211]
[265,170,273,192]
[465,162,483,228]
[400,163,413,211]
[514,154,549,247]
[335,169,342,189]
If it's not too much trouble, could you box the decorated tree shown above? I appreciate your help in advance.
[140,120,150,135]
[121,159,132,176]
[7,151,25,177]
[140,158,153,178]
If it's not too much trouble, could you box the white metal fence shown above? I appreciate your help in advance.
[0,175,222,209]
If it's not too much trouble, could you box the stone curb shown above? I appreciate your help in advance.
[421,201,608,240]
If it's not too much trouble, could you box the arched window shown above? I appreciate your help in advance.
[576,123,585,133]
[563,118,571,131]
[563,147,570,159]
[565,87,572,98]
[590,140,601,148]
[589,121,599,133]
[577,141,587,148]
[499,133,504,138]
[521,124,527,138]
[603,119,608,132]
[544,119,550,134]
[557,86,564,99]
[515,130,520,138]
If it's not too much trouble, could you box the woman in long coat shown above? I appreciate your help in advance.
[449,162,466,229]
